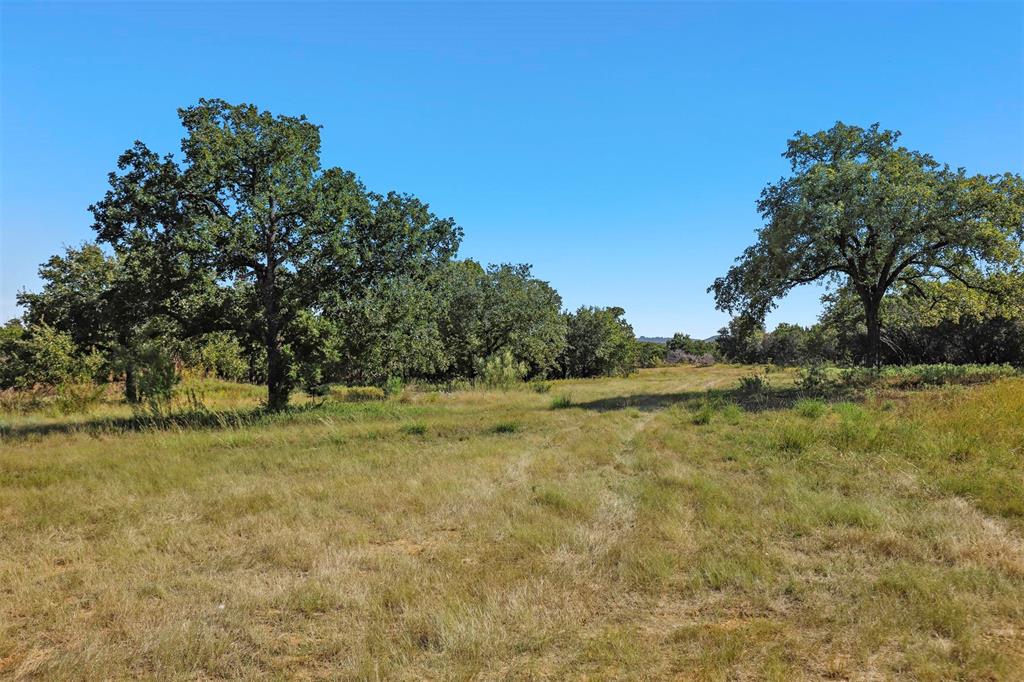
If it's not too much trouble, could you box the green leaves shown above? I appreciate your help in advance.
[87,99,465,408]
[560,306,640,378]
[711,121,1024,365]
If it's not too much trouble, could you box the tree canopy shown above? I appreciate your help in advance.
[19,107,1024,406]
[559,306,639,378]
[89,99,461,408]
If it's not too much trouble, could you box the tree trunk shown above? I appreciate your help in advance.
[124,362,139,404]
[863,300,882,368]
[263,268,289,411]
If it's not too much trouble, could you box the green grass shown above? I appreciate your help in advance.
[400,421,428,436]
[793,397,827,418]
[1,366,1023,679]
[491,420,521,434]
[549,393,574,409]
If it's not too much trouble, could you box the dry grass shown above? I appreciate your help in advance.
[1,366,1023,679]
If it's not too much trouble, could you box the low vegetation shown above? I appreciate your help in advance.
[2,365,1023,679]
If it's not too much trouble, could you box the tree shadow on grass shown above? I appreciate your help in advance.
[573,386,829,414]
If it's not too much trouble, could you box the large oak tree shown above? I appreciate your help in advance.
[92,99,460,408]
[710,123,1024,366]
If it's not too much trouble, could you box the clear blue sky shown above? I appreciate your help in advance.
[2,2,1022,337]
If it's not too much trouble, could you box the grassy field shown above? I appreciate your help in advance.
[2,366,1023,680]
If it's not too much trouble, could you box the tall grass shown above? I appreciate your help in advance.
[1,365,1022,679]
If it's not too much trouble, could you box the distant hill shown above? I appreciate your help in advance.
[638,335,720,345]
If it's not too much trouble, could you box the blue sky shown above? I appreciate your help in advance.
[2,2,1021,337]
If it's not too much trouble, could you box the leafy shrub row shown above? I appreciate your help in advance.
[795,363,1018,396]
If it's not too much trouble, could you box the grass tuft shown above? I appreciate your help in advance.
[491,421,521,434]
[400,422,428,436]
[793,398,827,419]
[550,394,574,409]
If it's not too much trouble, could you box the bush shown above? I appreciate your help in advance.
[442,378,473,393]
[796,364,832,395]
[839,367,880,389]
[885,363,1016,387]
[694,353,716,367]
[833,364,1016,391]
[476,350,527,389]
[0,387,46,414]
[383,375,404,398]
[636,341,667,368]
[53,381,106,415]
[738,373,768,396]
[193,332,248,381]
[330,386,387,402]
[306,383,332,397]
[529,379,552,393]
[7,323,86,388]
[664,350,717,366]
[134,342,180,418]
[666,333,719,358]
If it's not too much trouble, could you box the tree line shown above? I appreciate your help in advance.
[2,100,653,408]
[3,110,1022,409]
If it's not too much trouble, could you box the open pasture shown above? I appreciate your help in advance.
[2,365,1023,679]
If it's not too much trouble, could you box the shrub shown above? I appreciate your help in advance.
[134,342,180,418]
[738,373,768,396]
[885,363,1016,388]
[636,341,667,368]
[529,379,552,394]
[666,333,719,358]
[53,381,106,415]
[0,387,46,414]
[550,394,574,409]
[833,364,1016,391]
[383,375,404,398]
[443,378,473,393]
[694,353,716,367]
[665,350,716,366]
[306,384,332,397]
[839,367,880,389]
[796,364,833,396]
[193,332,248,381]
[492,421,520,434]
[11,323,85,388]
[330,386,387,403]
[476,350,528,389]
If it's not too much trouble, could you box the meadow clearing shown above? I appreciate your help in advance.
[1,365,1023,680]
